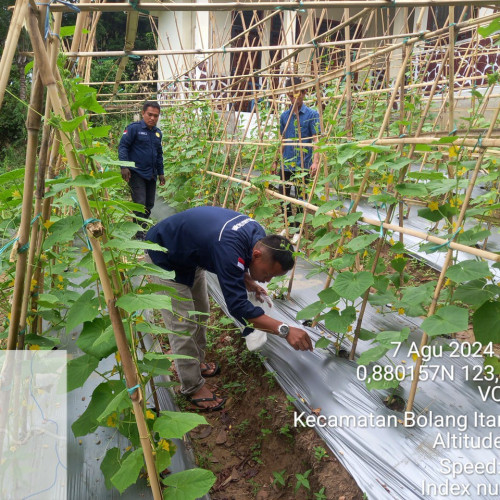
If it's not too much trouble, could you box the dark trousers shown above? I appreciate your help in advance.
[128,170,156,230]
[279,169,308,227]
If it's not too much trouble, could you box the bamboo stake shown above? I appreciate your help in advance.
[6,70,44,350]
[26,9,163,499]
[0,0,29,111]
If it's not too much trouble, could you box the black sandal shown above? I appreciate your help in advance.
[200,361,221,378]
[186,393,226,412]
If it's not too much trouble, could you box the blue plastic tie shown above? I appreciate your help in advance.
[126,384,141,396]
[127,0,149,15]
[18,327,26,336]
[0,237,19,256]
[83,217,100,228]
[427,226,462,252]
[347,200,354,214]
[472,132,484,153]
[71,196,93,251]
[275,1,305,12]
[18,242,30,253]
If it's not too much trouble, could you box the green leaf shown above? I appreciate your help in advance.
[415,144,432,151]
[473,301,500,345]
[315,337,332,349]
[77,317,116,359]
[332,271,374,301]
[60,25,76,37]
[321,306,356,333]
[42,215,82,249]
[111,449,144,494]
[330,212,363,229]
[456,228,491,247]
[0,167,25,183]
[24,60,34,75]
[312,231,341,249]
[317,287,340,305]
[36,293,61,308]
[372,275,389,292]
[345,234,379,252]
[421,306,469,337]
[67,353,100,392]
[128,263,175,280]
[60,115,87,133]
[417,207,445,222]
[404,281,434,304]
[66,290,101,333]
[311,213,332,228]
[478,18,500,37]
[390,257,407,273]
[445,260,491,283]
[23,334,60,348]
[366,372,401,390]
[454,280,497,307]
[376,328,410,348]
[395,183,428,197]
[162,468,216,500]
[80,125,112,141]
[153,411,207,439]
[358,328,377,341]
[483,356,500,376]
[357,345,389,365]
[72,381,125,437]
[433,136,458,144]
[139,353,173,377]
[296,300,326,320]
[116,293,172,313]
[316,200,343,215]
[93,155,135,167]
[98,389,132,424]
[254,206,274,219]
[100,448,121,490]
[72,84,104,114]
[103,238,168,253]
[368,289,396,307]
[367,193,398,205]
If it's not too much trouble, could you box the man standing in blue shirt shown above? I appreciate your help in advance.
[145,206,313,411]
[276,78,320,239]
[119,101,165,239]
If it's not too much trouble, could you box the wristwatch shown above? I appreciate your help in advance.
[277,323,290,339]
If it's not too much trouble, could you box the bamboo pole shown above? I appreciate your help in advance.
[6,69,44,350]
[47,1,500,13]
[18,13,62,348]
[26,9,163,499]
[0,0,29,111]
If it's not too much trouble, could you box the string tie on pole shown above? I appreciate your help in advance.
[127,0,149,15]
[427,226,462,253]
[127,384,141,396]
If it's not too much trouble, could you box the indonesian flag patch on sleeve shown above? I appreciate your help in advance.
[123,129,127,134]
[236,257,245,270]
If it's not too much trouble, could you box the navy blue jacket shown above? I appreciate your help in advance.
[118,120,164,180]
[146,207,266,333]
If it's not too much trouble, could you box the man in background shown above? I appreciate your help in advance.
[276,78,320,241]
[119,100,165,239]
